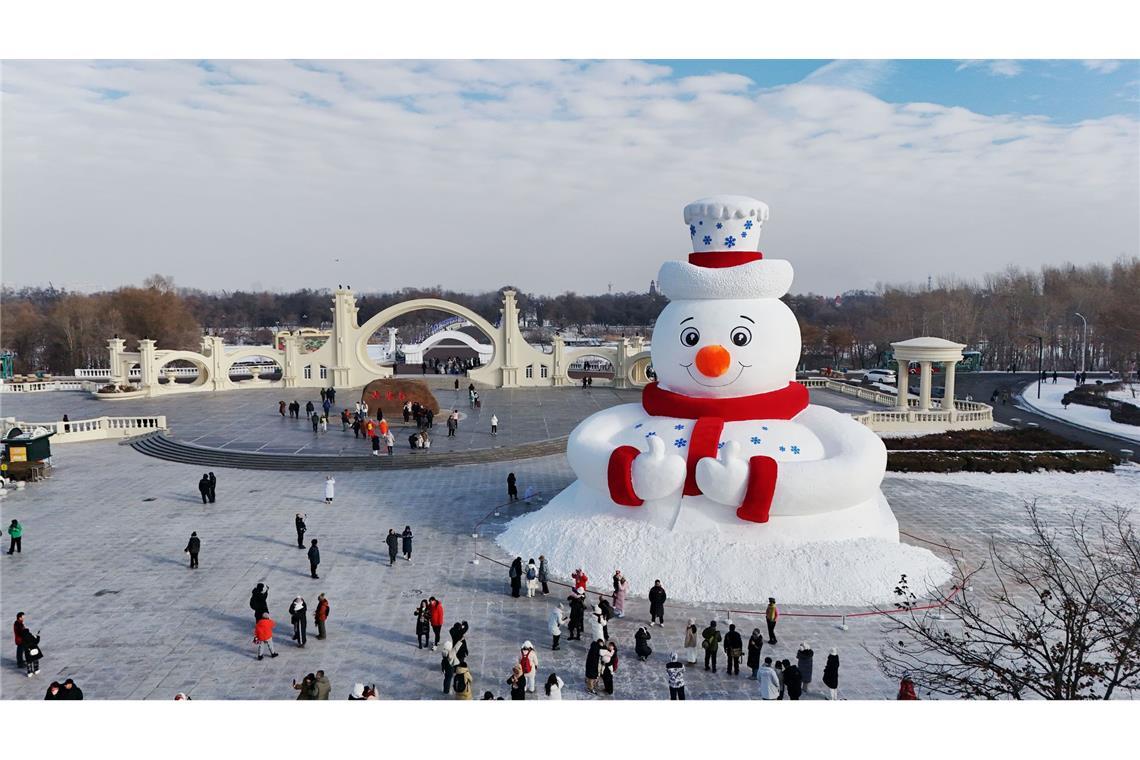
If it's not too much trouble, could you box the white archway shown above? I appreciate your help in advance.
[402,328,494,365]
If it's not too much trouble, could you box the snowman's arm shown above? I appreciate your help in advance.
[773,406,887,511]
[565,404,648,495]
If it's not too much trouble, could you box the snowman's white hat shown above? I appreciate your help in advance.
[658,194,793,300]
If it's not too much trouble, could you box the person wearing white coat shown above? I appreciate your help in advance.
[520,641,539,693]
[324,476,335,504]
[544,672,564,699]
[590,606,606,643]
[549,604,568,650]
[756,657,780,700]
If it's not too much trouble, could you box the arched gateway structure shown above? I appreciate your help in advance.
[98,288,655,397]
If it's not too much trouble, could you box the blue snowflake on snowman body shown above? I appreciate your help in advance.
[717,441,726,449]
[724,236,737,248]
[715,222,723,229]
[750,436,762,445]
[744,219,753,230]
[673,438,687,448]
[702,235,712,245]
[689,224,696,237]
[673,424,685,430]
[645,431,657,438]
[633,423,643,429]
[778,445,786,452]
[790,445,801,455]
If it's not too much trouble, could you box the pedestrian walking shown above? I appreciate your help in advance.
[649,580,667,626]
[7,519,23,554]
[525,558,539,597]
[386,529,400,565]
[590,604,606,643]
[601,642,618,695]
[447,409,458,437]
[598,595,614,638]
[549,603,567,650]
[724,623,743,676]
[506,665,526,700]
[253,612,278,660]
[775,660,786,699]
[372,433,382,456]
[634,626,653,661]
[384,430,395,455]
[307,539,321,579]
[823,648,840,700]
[440,639,458,694]
[683,618,699,664]
[314,593,329,640]
[538,555,550,595]
[22,626,43,677]
[452,658,473,699]
[289,597,308,647]
[757,657,779,699]
[520,642,539,693]
[544,672,564,699]
[567,591,586,640]
[585,639,602,695]
[324,475,335,504]
[898,674,918,700]
[295,513,307,549]
[401,526,413,562]
[14,612,30,671]
[415,599,431,649]
[666,653,686,700]
[184,531,200,569]
[490,414,498,436]
[306,400,315,417]
[797,642,814,692]
[702,620,721,672]
[207,472,216,503]
[784,658,803,700]
[279,400,287,417]
[747,629,764,678]
[250,583,269,620]
[507,472,518,502]
[766,597,779,644]
[197,474,210,504]
[311,412,320,433]
[314,670,331,700]
[428,596,444,649]
[509,556,523,597]
[612,570,627,617]
[293,673,318,699]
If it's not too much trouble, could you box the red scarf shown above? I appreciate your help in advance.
[641,381,808,421]
[607,381,808,524]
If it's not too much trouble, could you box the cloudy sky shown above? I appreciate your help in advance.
[2,59,1137,296]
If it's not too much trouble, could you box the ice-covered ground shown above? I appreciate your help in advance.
[1018,378,1140,443]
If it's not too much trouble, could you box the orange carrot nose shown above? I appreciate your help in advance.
[695,345,731,377]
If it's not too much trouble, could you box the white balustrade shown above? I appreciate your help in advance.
[1,415,167,443]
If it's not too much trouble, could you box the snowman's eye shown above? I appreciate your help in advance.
[680,327,700,347]
[731,326,752,347]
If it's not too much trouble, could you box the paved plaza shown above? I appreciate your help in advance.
[2,404,1136,699]
[3,384,874,460]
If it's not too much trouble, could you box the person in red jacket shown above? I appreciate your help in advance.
[314,593,330,640]
[897,674,918,700]
[254,612,279,661]
[428,596,445,650]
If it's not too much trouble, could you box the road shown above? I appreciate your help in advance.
[951,372,1139,463]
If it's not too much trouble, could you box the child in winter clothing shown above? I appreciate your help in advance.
[525,559,539,597]
[519,642,539,693]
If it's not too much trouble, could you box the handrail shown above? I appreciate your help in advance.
[1,415,168,442]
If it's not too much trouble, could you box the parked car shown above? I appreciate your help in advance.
[863,369,896,385]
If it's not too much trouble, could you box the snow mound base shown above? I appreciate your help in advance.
[496,483,951,607]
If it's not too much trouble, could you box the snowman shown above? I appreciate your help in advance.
[564,194,894,540]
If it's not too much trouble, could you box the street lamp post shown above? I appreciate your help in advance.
[1074,312,1088,376]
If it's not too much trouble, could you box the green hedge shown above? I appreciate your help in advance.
[888,450,1116,473]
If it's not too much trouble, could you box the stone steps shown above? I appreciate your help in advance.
[128,431,567,471]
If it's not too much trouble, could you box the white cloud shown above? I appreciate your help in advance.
[1082,60,1121,74]
[801,60,893,91]
[956,59,1024,77]
[1,60,1136,298]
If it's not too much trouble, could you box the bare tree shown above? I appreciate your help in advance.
[874,502,1140,699]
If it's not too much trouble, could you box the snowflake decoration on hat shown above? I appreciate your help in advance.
[702,235,712,245]
[724,235,737,248]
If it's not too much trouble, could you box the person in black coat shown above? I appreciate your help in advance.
[45,681,63,700]
[747,628,764,679]
[250,583,269,620]
[634,627,653,661]
[723,624,743,676]
[783,659,803,700]
[307,539,321,579]
[61,678,83,700]
[585,639,602,694]
[401,526,413,561]
[648,580,667,626]
[449,620,470,663]
[22,630,43,676]
[507,472,519,502]
[385,529,400,566]
[197,474,210,504]
[184,532,200,569]
[207,472,217,503]
[295,513,307,549]
[508,557,523,598]
[823,649,840,699]
[567,593,586,640]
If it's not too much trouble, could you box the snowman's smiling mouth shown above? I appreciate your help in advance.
[681,362,750,388]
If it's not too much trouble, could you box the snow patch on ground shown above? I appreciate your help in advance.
[1019,378,1140,443]
[890,465,1140,509]
[496,486,950,607]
